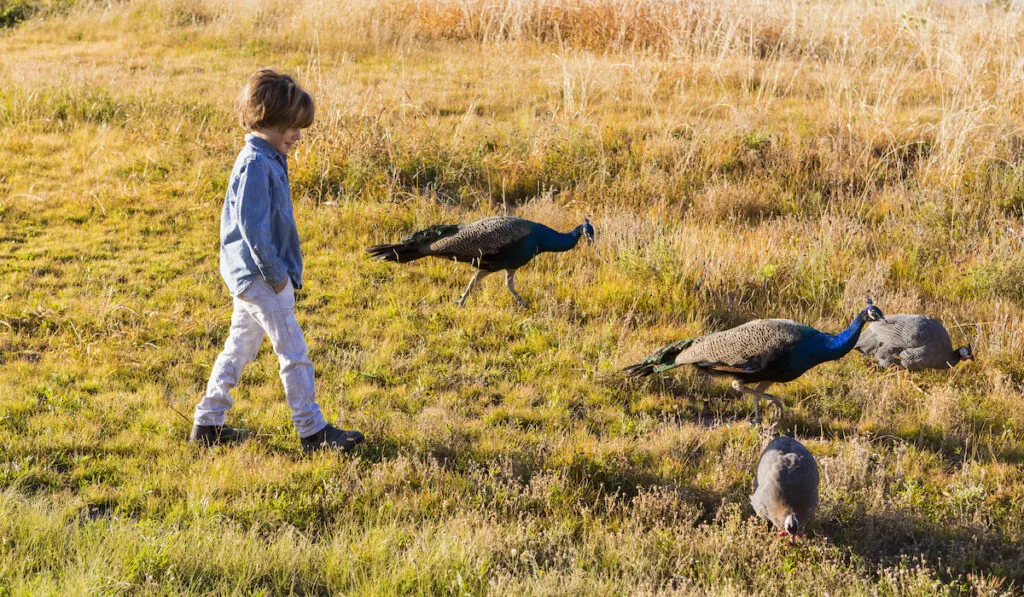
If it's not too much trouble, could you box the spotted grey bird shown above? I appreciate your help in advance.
[855,314,974,371]
[366,215,595,307]
[623,301,886,422]
[750,435,819,538]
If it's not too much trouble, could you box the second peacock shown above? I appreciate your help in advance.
[624,300,886,422]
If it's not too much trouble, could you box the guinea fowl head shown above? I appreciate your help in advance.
[783,513,800,536]
[956,345,975,362]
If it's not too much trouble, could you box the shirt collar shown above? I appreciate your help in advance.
[245,133,287,166]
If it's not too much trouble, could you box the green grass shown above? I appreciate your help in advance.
[2,0,1024,594]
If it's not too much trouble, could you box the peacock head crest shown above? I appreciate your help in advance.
[862,297,885,323]
[581,216,595,244]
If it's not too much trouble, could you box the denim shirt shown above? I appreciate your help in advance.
[219,134,304,297]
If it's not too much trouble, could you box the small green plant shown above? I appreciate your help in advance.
[0,0,32,28]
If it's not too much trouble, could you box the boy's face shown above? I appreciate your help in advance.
[254,126,303,156]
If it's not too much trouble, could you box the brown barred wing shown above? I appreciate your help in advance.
[427,216,534,259]
[676,319,809,375]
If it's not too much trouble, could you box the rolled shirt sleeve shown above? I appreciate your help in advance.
[234,159,289,287]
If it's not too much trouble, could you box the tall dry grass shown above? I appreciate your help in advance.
[139,0,1024,194]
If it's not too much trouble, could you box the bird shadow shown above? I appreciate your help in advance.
[776,409,1024,467]
[818,509,1024,589]
[608,369,1024,469]
[609,372,799,433]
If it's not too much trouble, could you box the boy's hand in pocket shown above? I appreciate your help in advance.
[272,280,288,293]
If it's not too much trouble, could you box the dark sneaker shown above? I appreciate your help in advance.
[189,424,252,446]
[300,424,364,454]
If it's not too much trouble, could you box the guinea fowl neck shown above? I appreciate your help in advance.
[537,226,582,253]
[821,312,869,359]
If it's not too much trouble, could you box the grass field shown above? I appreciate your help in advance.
[2,0,1024,594]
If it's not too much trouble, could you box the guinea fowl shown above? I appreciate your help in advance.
[366,216,594,307]
[623,301,886,422]
[750,435,819,537]
[855,314,973,371]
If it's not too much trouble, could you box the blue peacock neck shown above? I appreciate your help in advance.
[537,225,583,253]
[818,311,870,361]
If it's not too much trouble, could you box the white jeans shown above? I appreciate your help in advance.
[193,279,328,438]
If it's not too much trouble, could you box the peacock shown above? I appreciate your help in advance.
[623,300,886,422]
[750,435,819,538]
[855,314,974,371]
[366,215,595,307]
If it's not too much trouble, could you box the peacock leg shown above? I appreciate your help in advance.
[732,380,760,423]
[504,270,528,308]
[457,270,489,307]
[754,382,783,419]
[732,381,784,423]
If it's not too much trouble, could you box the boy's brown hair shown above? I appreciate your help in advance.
[236,68,315,131]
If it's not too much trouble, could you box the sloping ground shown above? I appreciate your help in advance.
[1,1,1023,594]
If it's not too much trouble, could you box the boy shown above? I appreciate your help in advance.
[190,68,363,453]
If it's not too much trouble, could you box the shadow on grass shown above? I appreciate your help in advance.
[606,369,756,418]
[821,509,1024,589]
[780,409,1024,467]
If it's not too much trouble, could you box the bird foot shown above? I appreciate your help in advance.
[750,414,779,439]
[759,420,780,440]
